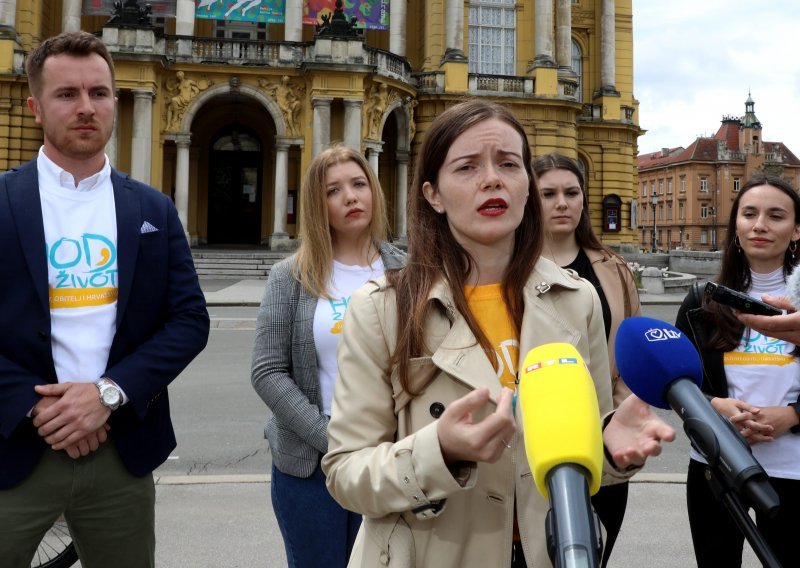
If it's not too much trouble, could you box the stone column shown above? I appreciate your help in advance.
[395,152,409,238]
[389,0,406,57]
[175,0,195,57]
[270,140,291,249]
[176,0,196,35]
[62,0,81,33]
[533,0,555,67]
[555,0,572,69]
[285,0,303,42]
[343,98,363,151]
[442,0,466,62]
[174,134,191,236]
[0,0,16,35]
[600,0,617,92]
[366,145,381,177]
[130,89,153,184]
[312,97,332,157]
[105,92,119,168]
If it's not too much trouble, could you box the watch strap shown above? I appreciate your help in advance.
[789,402,800,434]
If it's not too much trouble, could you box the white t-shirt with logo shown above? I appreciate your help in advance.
[313,258,384,416]
[37,149,118,386]
[690,268,800,479]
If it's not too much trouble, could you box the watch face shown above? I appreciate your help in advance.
[102,387,121,406]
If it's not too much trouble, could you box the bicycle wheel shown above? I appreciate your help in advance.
[31,518,78,568]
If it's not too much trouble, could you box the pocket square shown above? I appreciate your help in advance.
[140,221,159,234]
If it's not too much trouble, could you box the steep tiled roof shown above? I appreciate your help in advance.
[713,120,740,150]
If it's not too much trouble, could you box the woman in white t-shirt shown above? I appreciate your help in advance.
[251,146,405,568]
[675,173,800,567]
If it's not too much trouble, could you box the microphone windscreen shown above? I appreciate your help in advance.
[615,316,703,409]
[518,343,603,498]
[787,266,800,311]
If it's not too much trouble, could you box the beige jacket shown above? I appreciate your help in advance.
[323,258,633,568]
[584,249,642,408]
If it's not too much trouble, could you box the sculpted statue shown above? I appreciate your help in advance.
[407,97,419,142]
[260,76,304,137]
[364,83,389,140]
[165,71,211,131]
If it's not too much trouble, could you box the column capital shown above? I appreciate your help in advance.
[131,88,155,99]
[343,98,364,107]
[364,140,384,154]
[395,151,409,163]
[174,133,192,147]
[275,136,303,150]
[312,96,334,107]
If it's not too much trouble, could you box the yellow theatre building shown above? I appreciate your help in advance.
[0,0,642,249]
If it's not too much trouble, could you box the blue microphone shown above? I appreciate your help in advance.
[615,316,779,517]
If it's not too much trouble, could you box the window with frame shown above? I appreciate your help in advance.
[642,204,647,223]
[679,202,685,220]
[215,20,268,40]
[571,39,582,102]
[733,177,741,192]
[700,177,708,192]
[700,230,708,245]
[658,180,664,195]
[468,0,516,76]
[650,181,655,196]
[668,202,673,220]
[668,178,673,194]
[658,204,663,221]
[680,177,686,193]
[700,203,709,218]
[642,181,647,197]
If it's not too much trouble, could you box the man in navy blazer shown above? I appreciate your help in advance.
[0,32,209,567]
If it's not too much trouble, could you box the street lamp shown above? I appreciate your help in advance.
[651,194,658,253]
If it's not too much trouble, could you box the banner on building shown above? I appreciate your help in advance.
[83,0,177,17]
[195,1,285,23]
[304,1,389,30]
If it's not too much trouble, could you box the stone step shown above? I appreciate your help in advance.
[190,249,290,280]
[194,259,271,267]
[196,268,269,276]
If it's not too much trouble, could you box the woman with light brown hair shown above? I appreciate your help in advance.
[251,146,404,567]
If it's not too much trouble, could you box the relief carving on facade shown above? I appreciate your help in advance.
[165,71,212,132]
[363,82,398,140]
[259,76,305,137]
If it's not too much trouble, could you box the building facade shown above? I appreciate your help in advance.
[637,94,800,252]
[0,0,641,248]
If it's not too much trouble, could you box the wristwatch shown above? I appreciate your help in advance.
[789,402,800,434]
[95,378,122,411]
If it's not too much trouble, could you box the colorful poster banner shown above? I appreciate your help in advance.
[195,0,285,23]
[82,0,177,17]
[304,0,389,30]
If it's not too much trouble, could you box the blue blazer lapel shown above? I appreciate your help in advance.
[5,161,49,312]
[112,170,140,325]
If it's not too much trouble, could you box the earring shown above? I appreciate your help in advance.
[735,235,742,253]
[791,240,797,260]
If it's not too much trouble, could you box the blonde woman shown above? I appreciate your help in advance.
[251,146,404,567]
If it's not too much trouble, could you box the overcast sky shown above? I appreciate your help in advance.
[632,1,800,156]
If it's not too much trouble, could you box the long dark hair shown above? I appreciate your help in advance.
[533,152,607,252]
[704,173,800,350]
[388,100,542,395]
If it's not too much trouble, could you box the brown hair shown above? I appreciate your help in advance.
[27,31,116,97]
[293,145,389,298]
[704,173,800,350]
[388,99,542,395]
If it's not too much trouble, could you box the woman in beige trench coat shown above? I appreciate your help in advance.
[323,100,674,568]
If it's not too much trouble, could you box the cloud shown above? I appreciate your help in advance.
[633,0,800,155]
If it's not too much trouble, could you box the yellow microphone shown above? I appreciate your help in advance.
[518,343,603,567]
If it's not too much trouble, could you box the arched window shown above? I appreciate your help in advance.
[468,0,516,76]
[212,129,261,152]
[571,39,583,102]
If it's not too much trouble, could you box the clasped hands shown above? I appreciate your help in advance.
[436,386,675,471]
[31,382,111,459]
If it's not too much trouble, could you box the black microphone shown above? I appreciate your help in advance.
[615,317,779,517]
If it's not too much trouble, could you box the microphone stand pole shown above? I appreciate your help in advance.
[704,466,782,568]
[544,464,602,568]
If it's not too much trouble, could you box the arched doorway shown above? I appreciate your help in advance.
[207,126,263,244]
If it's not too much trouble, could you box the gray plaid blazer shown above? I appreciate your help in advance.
[251,242,405,477]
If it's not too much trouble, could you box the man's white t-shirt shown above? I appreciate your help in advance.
[313,258,384,416]
[37,149,118,385]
